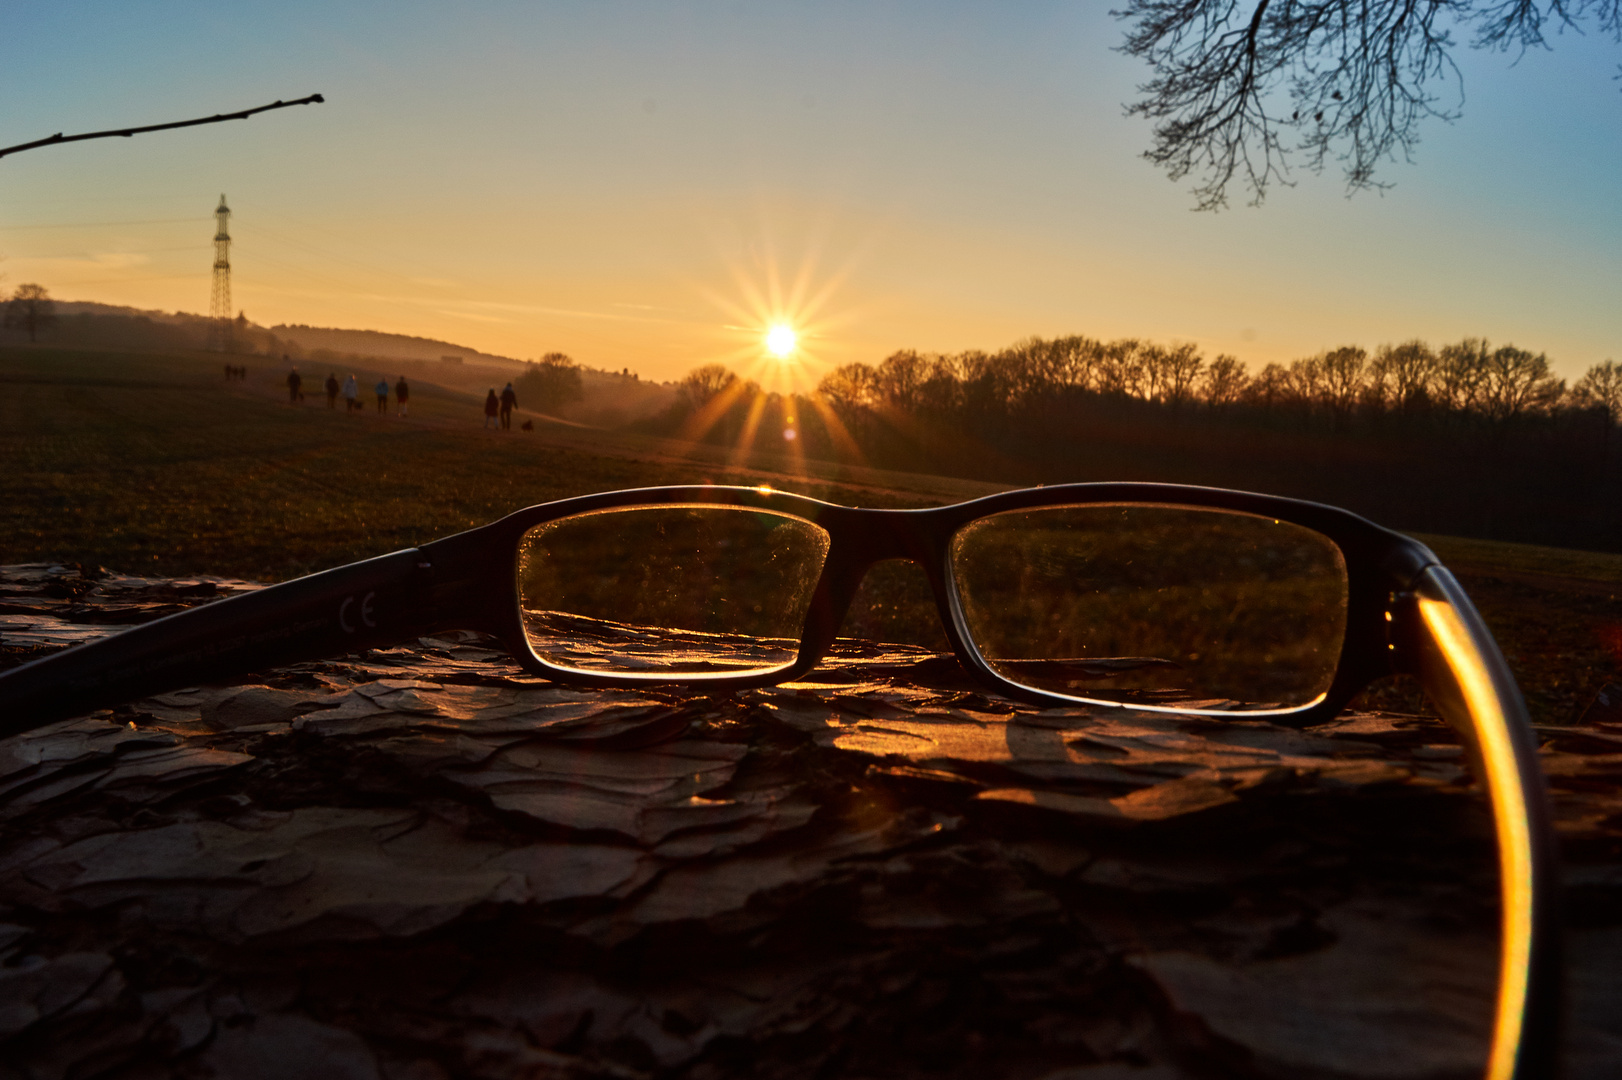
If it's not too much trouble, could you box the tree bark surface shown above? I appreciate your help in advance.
[1,564,1618,1079]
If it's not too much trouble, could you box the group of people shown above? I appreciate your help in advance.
[331,373,409,416]
[276,369,527,429]
[223,364,248,381]
[282,369,411,416]
[484,383,519,429]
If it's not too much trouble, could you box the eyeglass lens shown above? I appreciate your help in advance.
[518,506,831,677]
[951,504,1349,710]
[518,501,1349,707]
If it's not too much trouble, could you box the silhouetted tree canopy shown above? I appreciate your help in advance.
[1572,359,1622,425]
[1116,1,1622,208]
[679,363,740,410]
[809,330,1614,436]
[515,351,584,415]
[3,283,57,342]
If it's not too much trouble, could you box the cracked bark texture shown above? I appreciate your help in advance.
[0,563,1618,1079]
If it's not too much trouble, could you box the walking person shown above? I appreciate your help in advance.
[286,368,302,404]
[375,377,389,414]
[342,374,359,414]
[325,373,339,409]
[394,376,410,417]
[483,389,500,429]
[499,381,518,430]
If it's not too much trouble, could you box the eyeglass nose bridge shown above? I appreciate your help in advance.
[794,509,970,674]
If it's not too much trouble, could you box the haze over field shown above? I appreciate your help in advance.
[1,2,1618,389]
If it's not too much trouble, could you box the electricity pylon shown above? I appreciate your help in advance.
[207,195,232,353]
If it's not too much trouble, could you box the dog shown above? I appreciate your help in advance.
[520,419,534,431]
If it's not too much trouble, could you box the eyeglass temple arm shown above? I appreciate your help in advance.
[1390,565,1562,1080]
[0,548,446,737]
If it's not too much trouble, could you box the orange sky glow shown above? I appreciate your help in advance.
[2,3,1618,393]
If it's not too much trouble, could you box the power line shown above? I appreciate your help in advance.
[49,272,207,286]
[7,245,208,258]
[232,220,432,287]
[0,217,207,230]
[10,217,438,294]
[228,247,453,316]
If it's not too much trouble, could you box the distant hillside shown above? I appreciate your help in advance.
[0,300,214,353]
[570,366,677,426]
[264,323,677,421]
[2,302,522,371]
[53,300,204,324]
[270,324,522,369]
[3,301,676,421]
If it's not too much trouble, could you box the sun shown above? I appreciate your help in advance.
[694,232,859,395]
[765,324,797,358]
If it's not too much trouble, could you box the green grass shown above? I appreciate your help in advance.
[0,347,982,580]
[3,349,659,578]
[3,345,1617,725]
[1403,533,1622,727]
[1412,533,1622,586]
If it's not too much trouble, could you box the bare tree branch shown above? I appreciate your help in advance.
[0,94,325,161]
[1114,1,1621,209]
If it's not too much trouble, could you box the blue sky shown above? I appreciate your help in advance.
[2,1,1618,386]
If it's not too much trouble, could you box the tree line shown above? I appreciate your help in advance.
[642,333,1620,551]
[815,336,1621,433]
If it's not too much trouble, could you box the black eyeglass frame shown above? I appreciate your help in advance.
[473,483,1417,717]
[0,482,1561,1080]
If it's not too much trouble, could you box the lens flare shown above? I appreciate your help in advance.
[683,227,871,469]
[766,324,797,357]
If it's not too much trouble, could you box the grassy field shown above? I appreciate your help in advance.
[1404,533,1622,727]
[0,347,993,579]
[3,345,1617,725]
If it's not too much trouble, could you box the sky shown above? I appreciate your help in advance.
[2,1,1619,390]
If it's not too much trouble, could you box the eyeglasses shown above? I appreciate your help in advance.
[0,481,1558,1080]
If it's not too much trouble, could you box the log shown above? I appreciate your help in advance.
[0,563,1618,1079]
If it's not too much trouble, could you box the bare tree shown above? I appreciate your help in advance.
[1435,338,1491,413]
[1116,1,1622,209]
[1317,345,1368,427]
[3,283,57,342]
[1201,353,1251,407]
[993,339,1049,407]
[1142,341,1205,405]
[816,364,872,413]
[874,351,929,411]
[1095,339,1149,398]
[1371,340,1438,412]
[1239,363,1291,410]
[956,350,1009,420]
[515,352,584,415]
[1040,335,1102,396]
[1478,344,1564,423]
[680,363,739,410]
[1284,353,1328,411]
[1571,358,1622,459]
[1571,359,1622,426]
[916,354,965,415]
